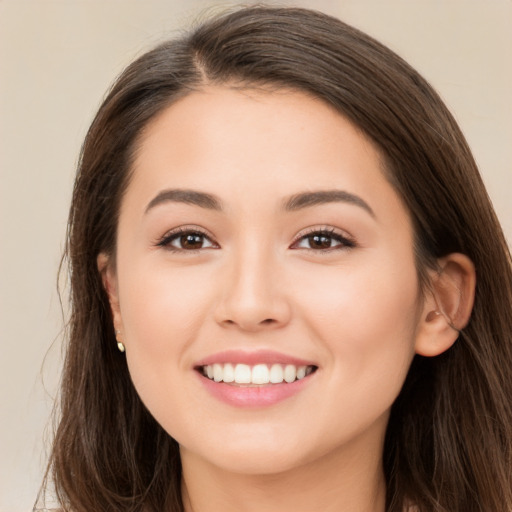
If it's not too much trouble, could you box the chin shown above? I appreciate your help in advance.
[177,421,340,478]
[189,442,312,476]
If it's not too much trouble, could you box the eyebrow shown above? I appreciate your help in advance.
[283,190,375,217]
[145,188,375,218]
[145,189,223,213]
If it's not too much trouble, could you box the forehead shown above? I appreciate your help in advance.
[134,87,377,182]
[126,85,410,230]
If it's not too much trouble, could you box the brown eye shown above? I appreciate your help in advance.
[307,234,335,249]
[292,229,355,251]
[158,229,217,251]
[179,233,205,250]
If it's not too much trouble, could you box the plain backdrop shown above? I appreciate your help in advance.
[1,1,511,510]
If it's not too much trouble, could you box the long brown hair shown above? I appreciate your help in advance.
[39,6,512,511]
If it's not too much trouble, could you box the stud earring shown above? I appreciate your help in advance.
[115,330,125,353]
[426,310,441,322]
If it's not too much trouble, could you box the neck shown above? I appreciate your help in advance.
[180,434,387,512]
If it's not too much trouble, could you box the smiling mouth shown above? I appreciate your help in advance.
[198,363,317,386]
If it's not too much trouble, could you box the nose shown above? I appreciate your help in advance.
[214,245,292,332]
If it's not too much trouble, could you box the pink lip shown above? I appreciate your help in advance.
[194,350,318,408]
[197,371,316,408]
[194,349,316,367]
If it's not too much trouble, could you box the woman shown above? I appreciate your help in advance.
[38,6,512,512]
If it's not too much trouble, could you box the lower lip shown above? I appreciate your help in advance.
[197,372,315,408]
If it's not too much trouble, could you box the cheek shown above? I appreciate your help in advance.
[295,263,420,442]
[294,256,420,381]
[118,258,213,367]
[298,254,419,328]
[117,259,217,428]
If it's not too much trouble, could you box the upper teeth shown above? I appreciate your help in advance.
[202,363,314,384]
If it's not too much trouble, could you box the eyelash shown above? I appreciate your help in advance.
[156,226,218,253]
[156,226,356,253]
[290,227,356,252]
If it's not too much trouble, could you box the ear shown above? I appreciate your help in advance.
[97,252,124,335]
[415,253,476,357]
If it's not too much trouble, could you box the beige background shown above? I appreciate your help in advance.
[0,1,510,510]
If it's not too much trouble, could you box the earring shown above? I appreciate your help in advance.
[426,310,441,321]
[115,330,125,353]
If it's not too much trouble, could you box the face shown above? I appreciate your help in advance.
[104,86,427,476]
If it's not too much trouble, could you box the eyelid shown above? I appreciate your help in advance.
[290,226,356,251]
[155,225,219,251]
[153,224,355,252]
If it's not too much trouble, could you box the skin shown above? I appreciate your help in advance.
[100,86,474,512]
